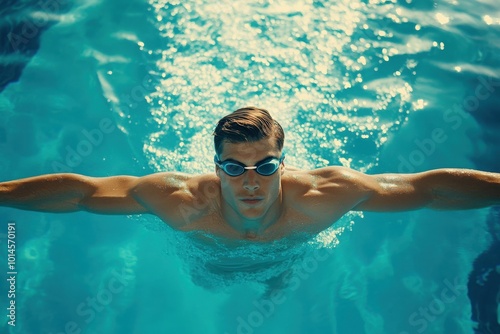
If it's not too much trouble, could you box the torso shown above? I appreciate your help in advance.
[141,167,363,242]
[135,166,367,290]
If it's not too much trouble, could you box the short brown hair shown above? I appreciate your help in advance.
[213,107,284,156]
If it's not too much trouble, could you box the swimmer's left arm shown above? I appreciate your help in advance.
[351,168,500,211]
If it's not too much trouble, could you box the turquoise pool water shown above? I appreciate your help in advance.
[1,0,499,333]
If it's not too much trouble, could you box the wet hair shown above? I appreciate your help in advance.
[213,107,284,156]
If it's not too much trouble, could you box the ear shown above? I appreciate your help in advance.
[280,161,285,175]
[215,165,221,177]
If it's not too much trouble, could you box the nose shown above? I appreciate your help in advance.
[243,170,260,191]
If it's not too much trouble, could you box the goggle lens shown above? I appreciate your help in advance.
[256,160,279,175]
[225,163,245,176]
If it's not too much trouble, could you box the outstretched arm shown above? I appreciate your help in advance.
[352,168,500,211]
[0,173,147,214]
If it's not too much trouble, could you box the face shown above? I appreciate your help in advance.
[216,137,284,222]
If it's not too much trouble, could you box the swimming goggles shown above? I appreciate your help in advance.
[214,155,285,177]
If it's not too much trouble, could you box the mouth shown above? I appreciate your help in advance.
[240,197,264,205]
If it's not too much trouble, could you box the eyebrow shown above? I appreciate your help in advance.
[222,155,278,166]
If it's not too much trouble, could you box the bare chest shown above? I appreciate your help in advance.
[177,205,328,241]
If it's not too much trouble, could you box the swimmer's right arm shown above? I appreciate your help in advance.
[0,173,149,214]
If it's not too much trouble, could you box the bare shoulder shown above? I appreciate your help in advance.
[131,172,220,229]
[281,166,374,226]
[133,172,220,198]
[283,165,373,192]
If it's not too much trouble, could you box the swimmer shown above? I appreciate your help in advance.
[1,107,500,241]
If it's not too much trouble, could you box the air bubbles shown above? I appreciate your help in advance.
[432,41,445,50]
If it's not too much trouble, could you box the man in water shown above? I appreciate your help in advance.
[1,107,500,240]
